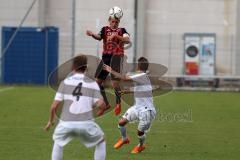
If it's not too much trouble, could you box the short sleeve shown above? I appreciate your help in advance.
[122,28,130,37]
[98,27,105,39]
[54,81,64,101]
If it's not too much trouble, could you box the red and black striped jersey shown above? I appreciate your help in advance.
[98,26,130,56]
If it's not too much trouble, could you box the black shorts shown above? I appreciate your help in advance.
[95,54,123,81]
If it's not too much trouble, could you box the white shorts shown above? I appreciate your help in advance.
[122,106,156,132]
[53,120,104,148]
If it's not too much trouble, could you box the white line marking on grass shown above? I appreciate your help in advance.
[0,87,15,93]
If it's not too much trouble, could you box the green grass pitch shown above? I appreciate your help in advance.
[0,86,239,160]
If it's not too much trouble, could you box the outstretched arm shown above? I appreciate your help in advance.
[86,30,102,41]
[44,100,61,131]
[103,64,132,81]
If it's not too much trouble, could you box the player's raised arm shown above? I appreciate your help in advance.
[86,30,102,41]
[103,64,131,81]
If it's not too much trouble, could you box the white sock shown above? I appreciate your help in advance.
[118,125,127,141]
[94,141,106,160]
[52,142,63,160]
[138,134,146,147]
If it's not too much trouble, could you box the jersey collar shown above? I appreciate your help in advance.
[73,73,84,78]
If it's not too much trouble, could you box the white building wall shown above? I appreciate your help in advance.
[44,0,72,64]
[0,0,39,27]
[0,0,39,51]
[236,0,240,75]
[144,0,237,75]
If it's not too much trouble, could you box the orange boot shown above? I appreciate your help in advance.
[113,138,130,149]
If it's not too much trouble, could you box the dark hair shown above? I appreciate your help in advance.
[72,55,88,72]
[138,57,149,72]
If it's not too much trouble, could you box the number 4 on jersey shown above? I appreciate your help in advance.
[72,82,83,101]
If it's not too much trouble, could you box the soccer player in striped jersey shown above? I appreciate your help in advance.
[86,8,130,116]
[44,55,107,160]
[104,57,156,154]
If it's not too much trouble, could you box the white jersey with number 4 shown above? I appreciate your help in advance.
[54,73,102,121]
[52,73,104,148]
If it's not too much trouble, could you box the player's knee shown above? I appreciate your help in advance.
[112,81,120,88]
[118,119,127,126]
[137,130,145,136]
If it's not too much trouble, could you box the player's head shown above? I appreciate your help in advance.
[108,6,122,29]
[72,54,88,73]
[108,16,120,29]
[137,57,149,72]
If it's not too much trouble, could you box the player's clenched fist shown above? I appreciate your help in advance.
[103,64,112,72]
[86,30,93,36]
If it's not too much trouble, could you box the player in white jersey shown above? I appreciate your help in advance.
[104,57,156,154]
[44,55,107,160]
